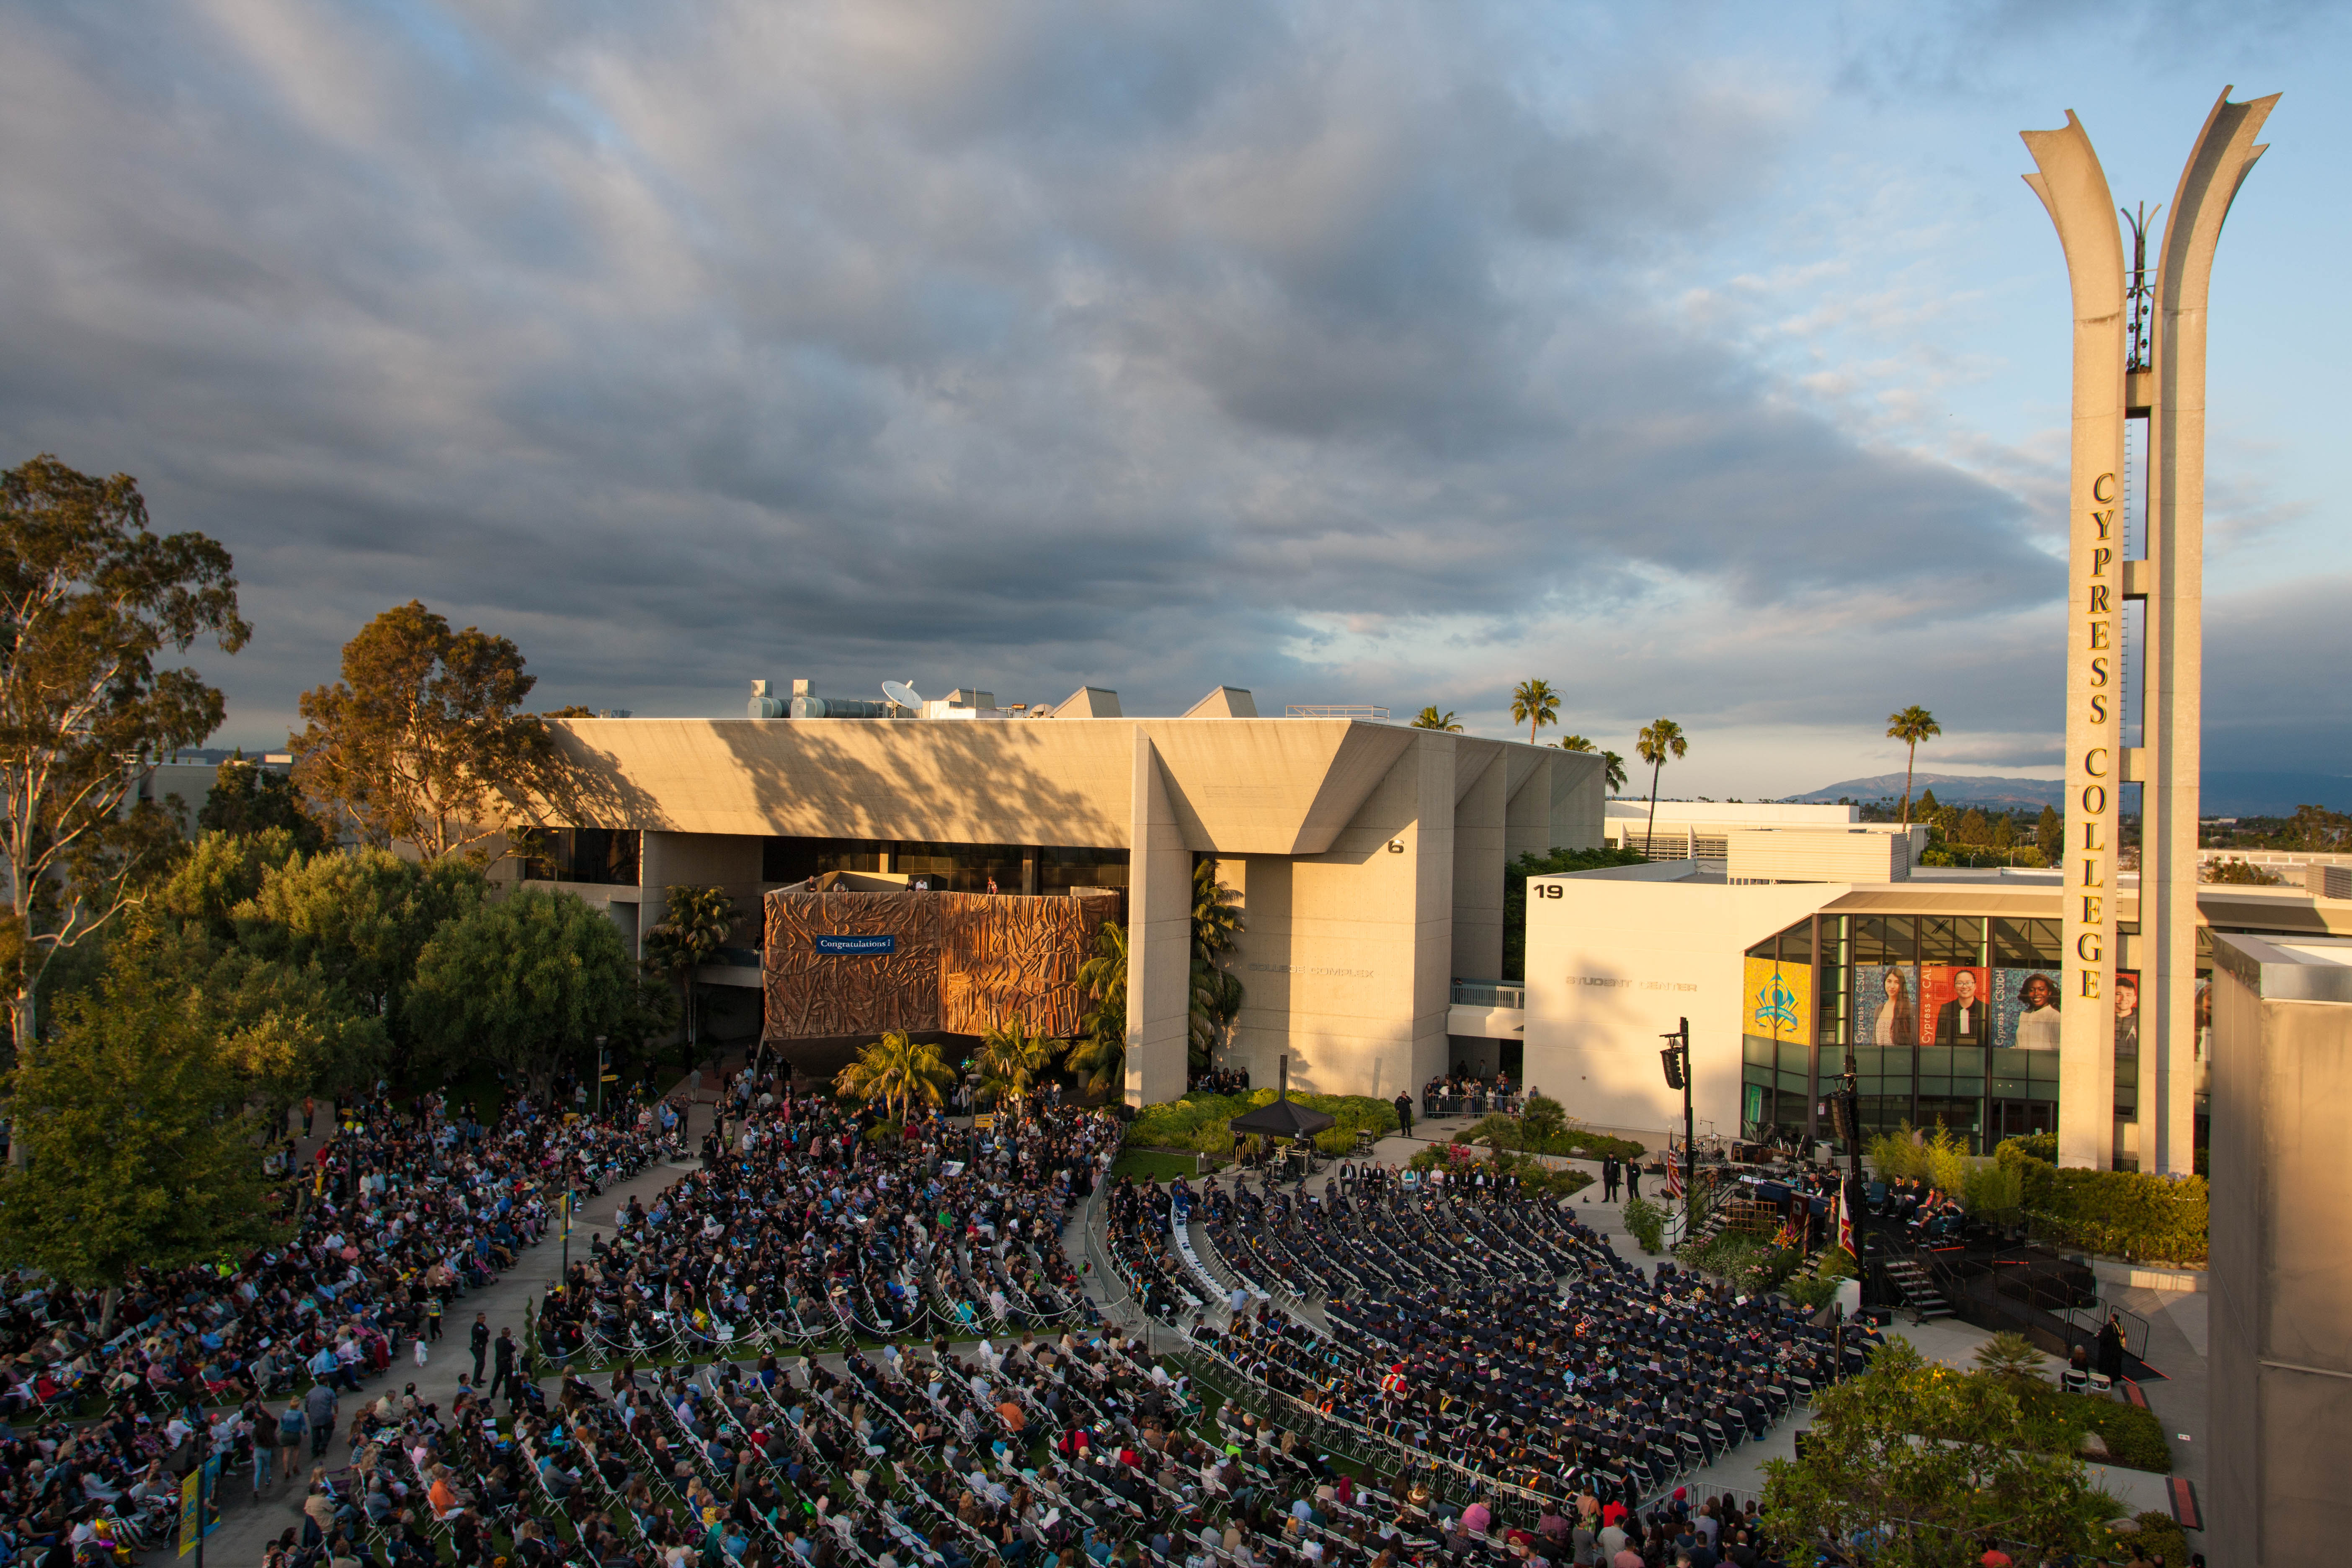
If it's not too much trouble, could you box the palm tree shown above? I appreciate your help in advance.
[1189,861,1246,1075]
[1886,704,1942,826]
[834,1029,952,1122]
[1509,680,1560,746]
[640,884,738,1065]
[1411,707,1464,732]
[1557,734,1629,795]
[974,1016,1058,1106]
[1068,921,1129,1097]
[1635,719,1688,856]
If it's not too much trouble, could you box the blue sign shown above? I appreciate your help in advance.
[815,934,896,956]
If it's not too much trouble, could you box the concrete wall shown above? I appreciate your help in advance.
[530,716,1601,1106]
[1523,869,1839,1137]
[2208,934,2352,1563]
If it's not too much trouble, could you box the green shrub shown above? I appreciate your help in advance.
[1675,1228,1770,1281]
[1866,1124,1928,1182]
[1449,1113,1645,1163]
[1996,1143,2208,1266]
[1129,1088,1398,1158]
[1521,1093,1566,1142]
[2081,1401,2173,1473]
[1781,1274,1840,1310]
[2007,1382,2173,1474]
[1622,1193,1666,1253]
[1962,1158,2024,1224]
[1999,1131,2057,1162]
[2105,1509,2188,1564]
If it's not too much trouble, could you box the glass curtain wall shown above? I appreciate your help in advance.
[1749,909,2077,1155]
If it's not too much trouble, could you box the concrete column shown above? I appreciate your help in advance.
[2023,113,2128,1170]
[1451,744,1506,981]
[2142,90,2277,1174]
[1502,751,1553,864]
[1125,730,1192,1106]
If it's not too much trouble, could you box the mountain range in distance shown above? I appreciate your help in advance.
[1785,770,2352,817]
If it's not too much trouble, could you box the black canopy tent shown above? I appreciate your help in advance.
[1226,1056,1336,1139]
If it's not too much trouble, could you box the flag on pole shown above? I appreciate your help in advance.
[1664,1157,1684,1198]
[1835,1189,1855,1256]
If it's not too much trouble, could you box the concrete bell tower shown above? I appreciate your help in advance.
[2022,88,2277,1172]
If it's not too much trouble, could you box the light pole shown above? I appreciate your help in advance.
[593,1035,608,1118]
[1659,1017,1694,1236]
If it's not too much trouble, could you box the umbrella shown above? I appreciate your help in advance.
[1227,1056,1336,1138]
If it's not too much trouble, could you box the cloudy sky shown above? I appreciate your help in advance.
[2,0,2344,798]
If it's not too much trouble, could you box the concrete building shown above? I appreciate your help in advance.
[127,750,295,836]
[1511,841,2352,1164]
[2207,931,2352,1563]
[511,690,1601,1103]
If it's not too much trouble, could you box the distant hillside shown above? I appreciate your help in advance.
[1787,772,2063,809]
[1790,769,2352,817]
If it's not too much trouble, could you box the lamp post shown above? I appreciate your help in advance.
[1659,1017,1694,1236]
[593,1035,608,1118]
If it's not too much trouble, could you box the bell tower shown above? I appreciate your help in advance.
[2023,88,2277,1172]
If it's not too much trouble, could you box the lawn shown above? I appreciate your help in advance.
[1112,1148,1212,1182]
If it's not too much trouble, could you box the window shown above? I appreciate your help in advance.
[1038,846,1130,891]
[520,828,639,886]
[1993,918,2063,968]
[1852,916,1914,966]
[761,838,890,883]
[1920,915,1985,966]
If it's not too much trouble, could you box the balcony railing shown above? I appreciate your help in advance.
[1449,980,1524,1009]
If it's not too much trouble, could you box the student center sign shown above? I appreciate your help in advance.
[1519,90,2291,1176]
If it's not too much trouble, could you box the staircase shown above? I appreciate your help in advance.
[1878,1253,1955,1321]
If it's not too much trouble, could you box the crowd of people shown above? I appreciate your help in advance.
[534,1083,1117,1369]
[0,1079,681,1564]
[1168,1176,1868,1509]
[0,1050,1986,1568]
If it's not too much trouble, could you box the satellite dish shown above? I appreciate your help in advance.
[881,680,922,712]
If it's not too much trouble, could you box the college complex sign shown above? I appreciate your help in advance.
[2022,88,2275,1170]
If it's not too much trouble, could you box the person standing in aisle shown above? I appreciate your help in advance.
[488,1327,518,1401]
[469,1312,490,1385]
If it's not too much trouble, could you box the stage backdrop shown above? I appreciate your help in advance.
[763,889,1116,1043]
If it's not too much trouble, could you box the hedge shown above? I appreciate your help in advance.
[1449,1114,1646,1163]
[1129,1088,1397,1157]
[1995,1140,2208,1267]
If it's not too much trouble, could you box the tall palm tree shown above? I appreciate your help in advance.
[1886,704,1942,826]
[1556,734,1629,796]
[1189,861,1246,1075]
[1635,719,1688,856]
[975,1016,1058,1106]
[1411,707,1464,732]
[1068,921,1130,1096]
[1510,680,1560,746]
[834,1029,952,1122]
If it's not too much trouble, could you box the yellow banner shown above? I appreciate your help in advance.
[1742,957,1812,1045]
[178,1469,199,1556]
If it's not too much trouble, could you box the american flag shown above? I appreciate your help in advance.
[1664,1157,1684,1197]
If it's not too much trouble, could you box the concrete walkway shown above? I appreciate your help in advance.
[188,1092,722,1565]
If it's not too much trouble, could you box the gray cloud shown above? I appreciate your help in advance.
[0,0,2081,748]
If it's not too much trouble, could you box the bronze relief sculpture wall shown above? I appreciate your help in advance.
[763,888,1114,1042]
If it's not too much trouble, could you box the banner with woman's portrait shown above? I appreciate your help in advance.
[1995,968,2063,1052]
[1852,964,1917,1049]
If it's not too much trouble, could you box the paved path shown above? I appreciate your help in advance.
[187,1093,723,1565]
